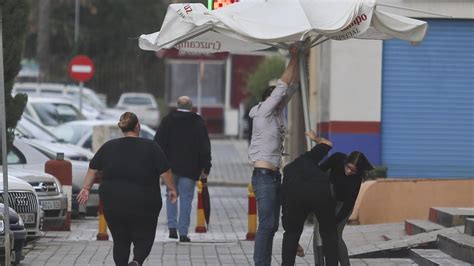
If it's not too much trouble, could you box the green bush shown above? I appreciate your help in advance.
[246,56,286,108]
[366,166,388,180]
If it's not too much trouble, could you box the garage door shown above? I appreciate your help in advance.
[381,19,474,178]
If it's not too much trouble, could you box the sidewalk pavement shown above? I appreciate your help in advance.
[19,140,415,265]
[209,139,252,186]
[21,187,413,265]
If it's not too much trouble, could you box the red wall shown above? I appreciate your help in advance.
[231,55,264,108]
[168,106,223,134]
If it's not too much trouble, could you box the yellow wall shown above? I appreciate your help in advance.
[349,179,474,224]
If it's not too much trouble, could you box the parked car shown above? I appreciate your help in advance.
[116,92,160,128]
[23,97,86,130]
[0,175,42,241]
[53,120,155,151]
[0,217,14,264]
[9,139,97,217]
[5,168,67,229]
[0,204,27,264]
[15,115,94,161]
[13,82,122,120]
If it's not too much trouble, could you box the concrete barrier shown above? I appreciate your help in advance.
[349,179,474,225]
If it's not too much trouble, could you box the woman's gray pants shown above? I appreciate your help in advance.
[335,203,351,266]
[313,201,351,266]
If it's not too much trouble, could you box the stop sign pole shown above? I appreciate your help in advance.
[68,55,95,112]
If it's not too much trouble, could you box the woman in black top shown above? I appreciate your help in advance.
[77,112,177,266]
[319,150,374,266]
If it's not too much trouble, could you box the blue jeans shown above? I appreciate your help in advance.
[166,175,195,236]
[252,172,281,266]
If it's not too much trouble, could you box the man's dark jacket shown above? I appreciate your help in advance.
[154,110,211,180]
[282,143,333,203]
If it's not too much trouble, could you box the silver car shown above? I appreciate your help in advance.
[15,115,94,161]
[0,175,42,240]
[116,92,160,128]
[6,168,67,229]
[53,120,155,151]
[10,139,99,217]
[22,97,87,131]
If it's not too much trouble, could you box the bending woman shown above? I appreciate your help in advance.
[319,150,374,266]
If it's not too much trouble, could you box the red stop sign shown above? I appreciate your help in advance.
[68,55,95,82]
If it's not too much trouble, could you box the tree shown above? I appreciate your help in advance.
[36,0,51,81]
[22,0,212,105]
[0,0,30,161]
[245,56,286,108]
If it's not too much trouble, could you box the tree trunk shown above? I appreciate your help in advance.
[36,0,51,81]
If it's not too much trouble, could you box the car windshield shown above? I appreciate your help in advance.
[16,116,61,142]
[122,96,153,106]
[81,125,154,150]
[31,102,85,126]
[66,90,106,110]
[53,124,91,144]
[140,128,154,139]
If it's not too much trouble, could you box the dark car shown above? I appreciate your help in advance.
[0,203,28,264]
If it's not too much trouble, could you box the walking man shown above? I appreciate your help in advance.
[248,44,300,265]
[154,96,212,242]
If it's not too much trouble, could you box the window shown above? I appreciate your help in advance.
[6,147,26,165]
[16,119,58,142]
[140,129,154,140]
[54,124,91,144]
[123,97,153,106]
[32,103,85,126]
[167,60,226,106]
[40,89,62,94]
[16,88,36,94]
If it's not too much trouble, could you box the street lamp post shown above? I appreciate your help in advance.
[74,0,80,45]
[0,8,12,266]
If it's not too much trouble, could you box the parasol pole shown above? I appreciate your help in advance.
[299,46,312,150]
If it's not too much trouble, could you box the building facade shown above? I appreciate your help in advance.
[312,1,474,178]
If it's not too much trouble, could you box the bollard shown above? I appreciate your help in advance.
[246,183,257,240]
[45,153,72,231]
[96,200,109,240]
[195,180,207,233]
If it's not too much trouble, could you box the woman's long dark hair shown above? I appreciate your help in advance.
[345,151,374,181]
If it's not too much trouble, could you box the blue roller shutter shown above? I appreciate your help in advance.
[382,19,474,178]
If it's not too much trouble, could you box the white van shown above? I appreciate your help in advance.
[12,82,121,120]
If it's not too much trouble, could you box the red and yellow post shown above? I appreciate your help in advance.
[94,172,108,240]
[195,180,207,233]
[96,200,109,240]
[246,183,257,240]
